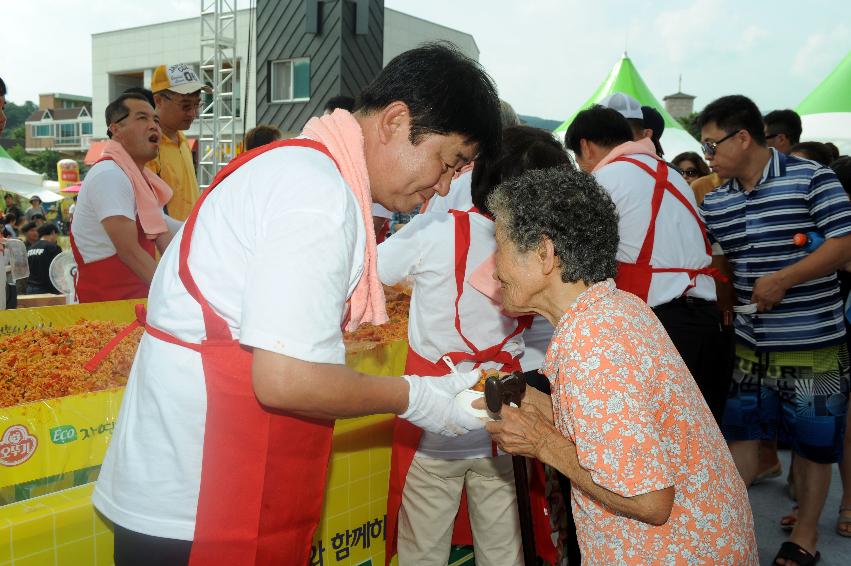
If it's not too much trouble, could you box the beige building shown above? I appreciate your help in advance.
[24,93,94,158]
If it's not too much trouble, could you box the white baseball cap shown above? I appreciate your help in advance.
[151,63,212,95]
[598,92,643,121]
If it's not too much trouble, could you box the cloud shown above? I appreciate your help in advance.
[652,0,723,65]
[736,25,770,53]
[792,23,850,78]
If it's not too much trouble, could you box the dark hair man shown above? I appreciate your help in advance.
[698,94,851,566]
[324,95,356,114]
[763,109,802,155]
[25,223,62,295]
[4,193,22,218]
[243,124,282,151]
[641,105,665,157]
[92,43,503,565]
[70,92,179,303]
[148,64,211,221]
[20,221,38,249]
[566,105,732,424]
[122,86,156,108]
[789,141,834,166]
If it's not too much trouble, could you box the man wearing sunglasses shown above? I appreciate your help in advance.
[764,109,802,155]
[148,63,211,221]
[699,95,851,566]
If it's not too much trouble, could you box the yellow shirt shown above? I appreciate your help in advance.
[147,131,200,221]
[691,172,725,206]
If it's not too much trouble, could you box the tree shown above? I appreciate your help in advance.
[676,112,701,141]
[1,100,38,138]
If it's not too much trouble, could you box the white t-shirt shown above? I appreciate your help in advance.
[421,170,552,369]
[378,212,523,460]
[594,154,716,307]
[371,202,393,219]
[92,146,366,541]
[422,170,473,215]
[71,160,180,263]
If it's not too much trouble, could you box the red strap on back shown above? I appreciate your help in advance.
[177,139,339,341]
[614,156,713,257]
[445,209,532,370]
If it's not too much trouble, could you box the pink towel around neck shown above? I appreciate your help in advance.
[302,109,388,331]
[100,140,173,239]
[591,137,659,173]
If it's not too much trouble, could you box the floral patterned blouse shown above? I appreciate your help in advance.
[541,280,757,565]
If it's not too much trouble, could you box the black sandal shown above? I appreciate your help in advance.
[772,541,820,566]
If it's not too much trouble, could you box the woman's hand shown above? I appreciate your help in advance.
[521,384,554,422]
[485,403,560,459]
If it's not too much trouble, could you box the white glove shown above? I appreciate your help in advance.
[399,370,485,436]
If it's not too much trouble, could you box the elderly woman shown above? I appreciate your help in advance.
[483,168,757,564]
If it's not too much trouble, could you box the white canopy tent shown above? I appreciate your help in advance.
[798,50,851,156]
[0,147,65,203]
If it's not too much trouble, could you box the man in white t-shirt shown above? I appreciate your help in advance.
[565,105,732,424]
[93,44,504,566]
[70,92,180,303]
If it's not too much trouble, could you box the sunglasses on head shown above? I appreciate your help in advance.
[701,129,742,157]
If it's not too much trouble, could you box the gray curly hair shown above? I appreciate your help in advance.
[487,168,620,284]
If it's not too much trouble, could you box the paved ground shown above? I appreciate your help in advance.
[749,450,851,565]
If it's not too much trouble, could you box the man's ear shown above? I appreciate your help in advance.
[740,129,754,151]
[376,101,410,145]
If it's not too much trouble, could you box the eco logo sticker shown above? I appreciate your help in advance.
[50,425,78,445]
[0,424,38,467]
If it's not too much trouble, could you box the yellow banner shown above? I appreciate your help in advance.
[0,389,124,490]
[0,300,416,565]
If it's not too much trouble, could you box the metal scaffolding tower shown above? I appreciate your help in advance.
[198,0,238,189]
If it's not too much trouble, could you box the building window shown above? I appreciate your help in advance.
[32,124,52,137]
[270,58,310,103]
[81,122,93,135]
[59,124,77,138]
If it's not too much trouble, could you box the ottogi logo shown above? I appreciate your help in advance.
[50,425,78,445]
[0,424,38,467]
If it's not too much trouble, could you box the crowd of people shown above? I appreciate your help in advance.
[3,42,851,566]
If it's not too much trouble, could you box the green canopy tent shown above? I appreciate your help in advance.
[553,53,702,159]
[798,50,851,156]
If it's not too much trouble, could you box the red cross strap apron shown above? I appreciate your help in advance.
[612,156,724,302]
[385,209,555,564]
[70,156,156,303]
[91,140,343,565]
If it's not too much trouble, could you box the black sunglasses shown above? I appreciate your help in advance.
[701,130,741,157]
[681,168,701,178]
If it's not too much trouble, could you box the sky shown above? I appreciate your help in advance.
[1,0,849,121]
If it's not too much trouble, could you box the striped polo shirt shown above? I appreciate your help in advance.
[700,149,851,351]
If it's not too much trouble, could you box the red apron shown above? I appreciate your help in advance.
[385,209,555,564]
[612,156,724,302]
[91,140,342,565]
[70,157,155,303]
